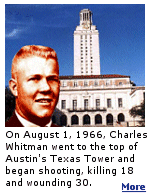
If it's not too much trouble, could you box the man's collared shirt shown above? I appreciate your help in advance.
[15,111,52,127]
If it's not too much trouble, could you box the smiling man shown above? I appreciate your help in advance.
[5,45,60,127]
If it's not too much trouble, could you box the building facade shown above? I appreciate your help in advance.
[53,75,145,127]
[52,9,145,127]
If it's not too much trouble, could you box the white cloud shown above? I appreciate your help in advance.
[5,28,25,39]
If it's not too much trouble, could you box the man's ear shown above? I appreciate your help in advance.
[9,78,18,97]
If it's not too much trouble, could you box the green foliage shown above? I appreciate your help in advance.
[129,101,145,120]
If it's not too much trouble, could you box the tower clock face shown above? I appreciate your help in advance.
[82,23,89,29]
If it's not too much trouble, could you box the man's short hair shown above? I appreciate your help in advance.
[11,45,58,79]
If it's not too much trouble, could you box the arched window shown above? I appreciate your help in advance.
[83,114,90,125]
[71,115,79,125]
[118,113,125,122]
[60,115,67,126]
[95,114,102,124]
[106,114,113,125]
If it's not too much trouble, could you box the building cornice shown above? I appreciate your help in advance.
[130,86,145,95]
[59,74,130,80]
[60,87,132,92]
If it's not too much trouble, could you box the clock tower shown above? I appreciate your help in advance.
[80,9,92,30]
[74,9,100,75]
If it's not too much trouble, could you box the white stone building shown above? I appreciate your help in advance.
[53,9,145,127]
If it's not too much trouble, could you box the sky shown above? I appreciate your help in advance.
[5,4,145,86]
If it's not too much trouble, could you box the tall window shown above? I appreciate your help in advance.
[84,81,88,86]
[84,99,88,110]
[107,99,111,108]
[74,81,77,87]
[61,100,66,109]
[106,80,110,86]
[94,80,98,86]
[62,81,66,87]
[96,99,100,109]
[73,100,77,110]
[118,98,123,107]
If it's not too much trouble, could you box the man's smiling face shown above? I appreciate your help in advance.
[14,56,60,125]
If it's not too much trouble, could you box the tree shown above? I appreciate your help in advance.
[129,101,145,126]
